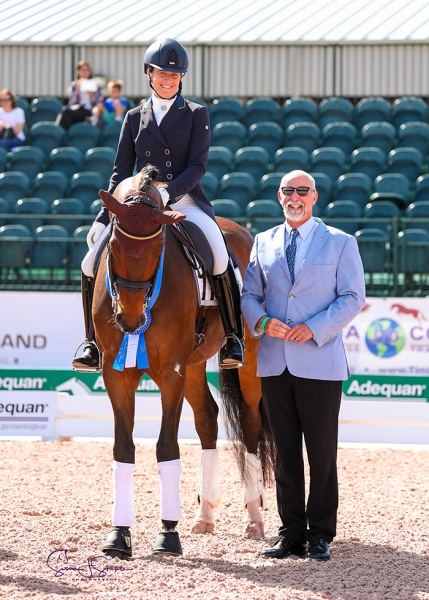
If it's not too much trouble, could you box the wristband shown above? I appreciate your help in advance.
[260,317,271,332]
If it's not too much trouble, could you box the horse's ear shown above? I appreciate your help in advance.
[153,209,186,225]
[99,189,129,217]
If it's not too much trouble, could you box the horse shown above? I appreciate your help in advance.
[92,165,274,559]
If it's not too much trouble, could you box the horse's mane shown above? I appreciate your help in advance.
[139,164,160,193]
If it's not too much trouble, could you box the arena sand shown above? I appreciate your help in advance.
[0,440,428,600]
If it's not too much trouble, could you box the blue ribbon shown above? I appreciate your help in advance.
[105,248,165,371]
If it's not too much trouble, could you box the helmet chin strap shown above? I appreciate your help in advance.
[149,78,182,100]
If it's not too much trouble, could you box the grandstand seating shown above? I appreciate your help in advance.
[47,147,83,179]
[363,201,402,242]
[245,199,283,233]
[355,97,391,129]
[50,198,86,233]
[0,148,8,172]
[0,172,31,209]
[318,97,354,128]
[258,172,283,201]
[397,121,429,155]
[29,97,63,126]
[218,172,256,210]
[7,146,45,180]
[243,97,280,128]
[391,96,428,129]
[0,198,8,226]
[14,197,48,232]
[355,228,390,289]
[233,146,270,180]
[207,146,233,180]
[99,121,122,151]
[0,224,32,270]
[414,175,429,203]
[360,121,396,154]
[69,225,91,270]
[321,122,357,155]
[282,97,318,129]
[324,200,361,234]
[335,173,372,208]
[201,172,219,201]
[29,122,64,157]
[89,199,103,215]
[283,122,321,154]
[349,146,386,181]
[396,228,429,293]
[31,224,69,269]
[369,173,410,209]
[211,121,247,154]
[273,147,309,173]
[309,147,346,184]
[65,122,100,154]
[82,147,116,186]
[209,97,244,127]
[33,171,69,204]
[310,172,332,213]
[386,147,423,183]
[247,121,283,159]
[69,172,104,208]
[212,199,242,219]
[405,201,429,235]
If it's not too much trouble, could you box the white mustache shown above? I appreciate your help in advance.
[285,200,305,210]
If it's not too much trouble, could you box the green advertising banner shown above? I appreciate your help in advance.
[343,375,429,402]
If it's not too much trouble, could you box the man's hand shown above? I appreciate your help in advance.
[284,323,314,344]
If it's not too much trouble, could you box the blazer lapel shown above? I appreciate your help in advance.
[140,98,168,146]
[294,220,330,284]
[274,223,292,282]
[159,95,187,134]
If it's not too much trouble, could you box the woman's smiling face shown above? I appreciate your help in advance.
[150,68,182,99]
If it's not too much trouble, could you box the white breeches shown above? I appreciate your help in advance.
[81,195,229,278]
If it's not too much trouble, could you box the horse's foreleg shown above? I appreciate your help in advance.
[185,363,221,534]
[152,375,185,555]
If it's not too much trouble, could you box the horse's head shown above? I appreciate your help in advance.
[99,188,185,333]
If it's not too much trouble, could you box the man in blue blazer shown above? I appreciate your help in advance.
[241,170,365,561]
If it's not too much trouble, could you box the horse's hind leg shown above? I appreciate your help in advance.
[184,362,221,534]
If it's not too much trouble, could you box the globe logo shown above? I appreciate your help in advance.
[365,318,406,358]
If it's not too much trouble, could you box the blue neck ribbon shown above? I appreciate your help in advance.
[105,248,165,371]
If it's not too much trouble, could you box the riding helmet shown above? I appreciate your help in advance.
[144,38,189,74]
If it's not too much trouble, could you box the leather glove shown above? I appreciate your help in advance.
[87,222,106,248]
[157,184,170,207]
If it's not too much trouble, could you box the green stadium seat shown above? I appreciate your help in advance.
[414,175,429,203]
[386,147,423,183]
[321,122,357,156]
[211,121,247,154]
[0,147,9,172]
[14,197,48,232]
[405,201,429,235]
[258,172,283,200]
[282,98,318,129]
[369,173,410,209]
[349,147,386,181]
[335,173,372,209]
[99,121,122,151]
[247,121,283,159]
[207,146,233,180]
[397,122,429,156]
[31,225,69,269]
[69,225,91,270]
[29,97,63,126]
[209,97,244,128]
[310,172,332,213]
[392,96,428,129]
[8,146,45,180]
[360,121,396,154]
[397,228,429,292]
[355,228,390,284]
[33,171,69,204]
[47,147,83,179]
[69,171,105,207]
[50,198,86,234]
[212,199,242,219]
[82,147,116,187]
[29,122,64,157]
[273,146,309,172]
[89,199,103,215]
[243,97,281,128]
[0,224,32,270]
[324,200,361,233]
[218,172,256,210]
[283,122,321,155]
[318,97,354,128]
[201,172,219,201]
[16,97,30,124]
[245,199,283,233]
[363,201,402,242]
[355,97,391,130]
[65,122,100,154]
[0,198,9,227]
[0,172,31,209]
[234,146,270,180]
[309,147,346,183]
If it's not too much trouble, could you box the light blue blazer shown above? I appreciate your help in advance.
[241,219,366,380]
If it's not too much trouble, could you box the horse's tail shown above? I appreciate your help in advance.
[218,368,275,486]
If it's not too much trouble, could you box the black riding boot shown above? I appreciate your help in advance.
[212,261,245,369]
[72,273,101,372]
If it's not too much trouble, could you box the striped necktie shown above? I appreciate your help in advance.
[286,229,298,285]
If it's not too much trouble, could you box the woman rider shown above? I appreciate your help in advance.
[72,38,245,372]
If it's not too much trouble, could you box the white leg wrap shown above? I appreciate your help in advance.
[158,459,182,521]
[243,452,267,509]
[199,449,221,508]
[112,460,135,527]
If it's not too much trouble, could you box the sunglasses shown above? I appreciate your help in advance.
[281,186,315,196]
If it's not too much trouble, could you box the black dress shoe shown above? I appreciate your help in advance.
[261,537,306,559]
[72,341,101,372]
[219,337,245,368]
[306,539,330,561]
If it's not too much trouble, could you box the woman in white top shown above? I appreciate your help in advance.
[0,89,26,151]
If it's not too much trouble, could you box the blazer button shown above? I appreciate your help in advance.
[145,151,150,156]
[166,161,171,167]
[167,174,173,180]
[289,293,294,299]
[165,149,170,155]
[286,319,292,324]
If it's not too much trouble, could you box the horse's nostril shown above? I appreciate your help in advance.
[116,314,145,334]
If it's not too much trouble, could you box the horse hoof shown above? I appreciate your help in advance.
[153,531,183,556]
[243,521,265,539]
[102,526,132,558]
[191,519,215,535]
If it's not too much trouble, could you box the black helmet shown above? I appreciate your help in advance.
[144,38,189,74]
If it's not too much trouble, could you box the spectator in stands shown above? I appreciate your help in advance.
[72,38,245,373]
[0,89,26,151]
[56,60,104,130]
[100,80,130,127]
[241,170,366,561]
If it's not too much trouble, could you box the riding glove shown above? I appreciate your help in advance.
[87,222,106,248]
[157,184,170,207]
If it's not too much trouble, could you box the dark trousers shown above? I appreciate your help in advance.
[261,368,342,544]
[56,105,91,130]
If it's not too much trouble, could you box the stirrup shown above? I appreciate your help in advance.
[72,340,101,373]
[218,334,245,369]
